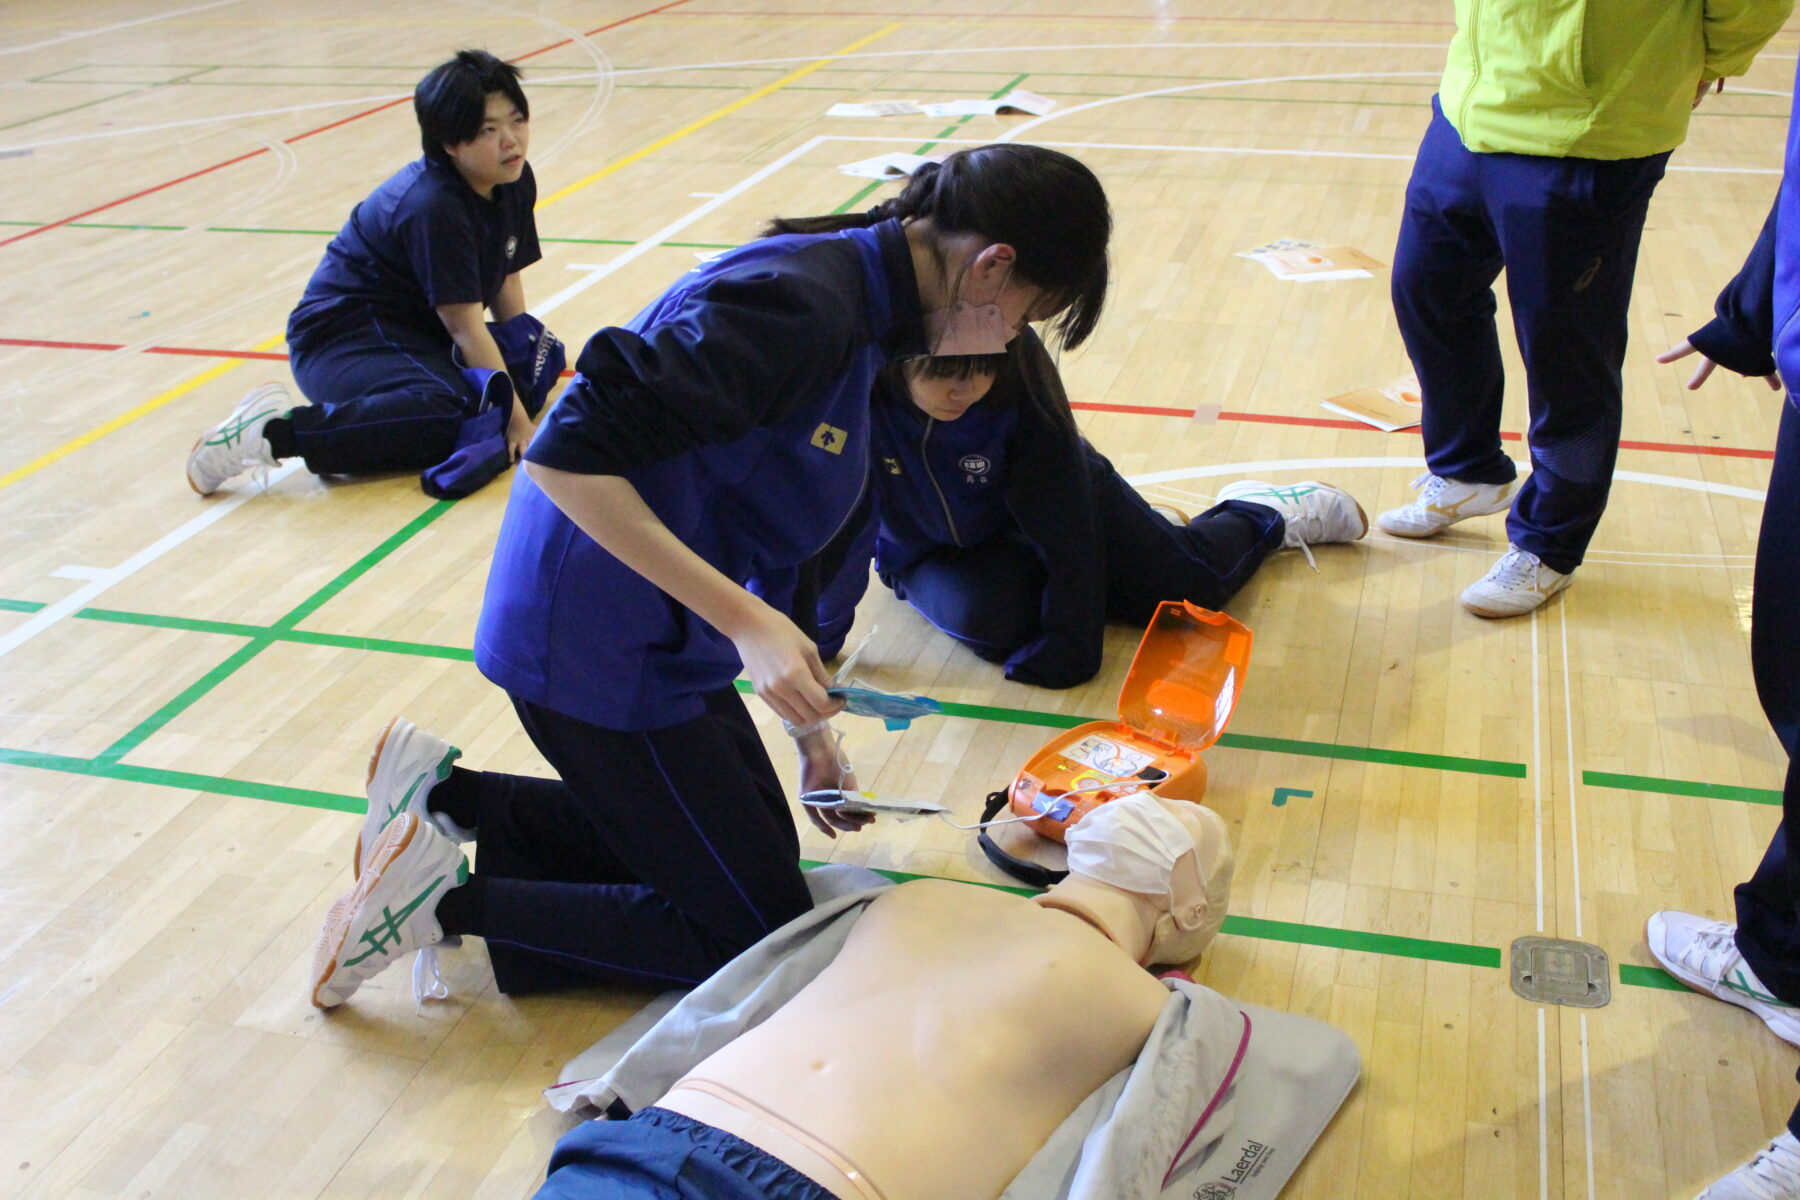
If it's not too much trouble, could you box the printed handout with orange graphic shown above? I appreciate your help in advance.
[1238,237,1387,282]
[1320,372,1423,432]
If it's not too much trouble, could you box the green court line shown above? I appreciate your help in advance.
[1220,914,1501,966]
[77,608,474,660]
[0,597,1535,774]
[1619,963,1690,992]
[273,499,454,631]
[730,679,1527,776]
[94,636,271,765]
[810,858,1500,964]
[0,89,145,132]
[0,746,362,812]
[1584,770,1782,807]
[830,73,1032,214]
[88,499,458,766]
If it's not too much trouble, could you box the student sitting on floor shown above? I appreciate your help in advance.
[813,332,1368,690]
[185,49,561,500]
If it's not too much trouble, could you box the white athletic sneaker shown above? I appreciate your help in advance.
[1647,911,1800,1048]
[1148,503,1190,526]
[356,716,466,879]
[1459,546,1571,618]
[1216,480,1368,570]
[312,811,467,1009]
[1376,471,1515,538]
[186,381,288,495]
[1695,1132,1800,1200]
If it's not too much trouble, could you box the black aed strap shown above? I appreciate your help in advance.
[976,789,1070,890]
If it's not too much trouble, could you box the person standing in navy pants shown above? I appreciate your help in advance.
[1377,0,1788,618]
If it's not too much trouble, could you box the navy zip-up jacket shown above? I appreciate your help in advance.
[820,330,1109,688]
[475,220,924,730]
[1688,55,1800,406]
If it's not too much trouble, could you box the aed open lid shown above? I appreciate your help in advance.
[1116,601,1253,753]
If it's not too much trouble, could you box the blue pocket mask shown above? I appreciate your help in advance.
[827,684,943,731]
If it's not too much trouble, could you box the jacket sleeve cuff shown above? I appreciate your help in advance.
[1689,317,1777,379]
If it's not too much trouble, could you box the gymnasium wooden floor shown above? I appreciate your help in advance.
[0,2,1794,1197]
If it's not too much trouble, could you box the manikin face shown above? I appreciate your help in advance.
[906,368,997,422]
[444,92,529,198]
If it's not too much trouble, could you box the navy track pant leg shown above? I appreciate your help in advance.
[466,688,812,994]
[1393,97,1668,573]
[1729,401,1800,1135]
[286,318,470,474]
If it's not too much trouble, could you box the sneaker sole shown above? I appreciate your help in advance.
[313,813,419,1009]
[185,433,214,496]
[352,716,404,878]
[355,717,458,878]
[1643,915,1800,1048]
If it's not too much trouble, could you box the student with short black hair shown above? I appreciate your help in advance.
[186,49,561,499]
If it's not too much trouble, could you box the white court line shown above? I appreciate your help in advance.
[1562,604,1596,1200]
[1580,1012,1597,1200]
[0,41,1444,154]
[529,137,827,318]
[0,463,303,661]
[1532,609,1546,933]
[49,565,108,581]
[1538,1007,1551,1200]
[0,0,248,57]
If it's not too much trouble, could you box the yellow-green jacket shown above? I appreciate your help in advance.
[1440,0,1792,159]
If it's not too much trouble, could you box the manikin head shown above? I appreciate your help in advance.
[1036,794,1235,969]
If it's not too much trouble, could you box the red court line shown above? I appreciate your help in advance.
[5,336,1771,460]
[679,7,1800,33]
[0,0,690,252]
[681,7,1460,25]
[513,0,694,62]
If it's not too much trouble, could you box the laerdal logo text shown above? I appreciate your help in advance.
[1224,1139,1272,1184]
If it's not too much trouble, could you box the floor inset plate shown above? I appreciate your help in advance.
[1510,936,1611,1008]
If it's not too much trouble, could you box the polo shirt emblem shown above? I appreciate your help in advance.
[506,235,518,259]
[811,423,848,454]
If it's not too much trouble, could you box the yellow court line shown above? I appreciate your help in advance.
[538,22,903,209]
[0,332,286,492]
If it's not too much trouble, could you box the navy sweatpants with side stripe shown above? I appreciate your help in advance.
[436,688,812,994]
[1729,400,1800,1137]
[285,317,473,475]
[1392,98,1670,574]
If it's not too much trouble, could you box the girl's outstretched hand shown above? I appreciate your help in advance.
[729,603,843,729]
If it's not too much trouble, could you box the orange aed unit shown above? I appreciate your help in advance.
[1004,600,1251,843]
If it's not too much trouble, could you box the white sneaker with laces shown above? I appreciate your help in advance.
[1695,1131,1800,1200]
[1215,480,1368,570]
[312,811,467,1009]
[1647,911,1800,1048]
[1459,545,1571,618]
[1376,471,1515,538]
[186,381,288,495]
[356,716,466,879]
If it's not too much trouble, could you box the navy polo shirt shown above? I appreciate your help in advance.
[287,156,541,350]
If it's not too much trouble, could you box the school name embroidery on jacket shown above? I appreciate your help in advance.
[811,423,848,454]
[959,453,991,483]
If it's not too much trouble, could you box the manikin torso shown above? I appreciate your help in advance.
[658,878,1169,1200]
